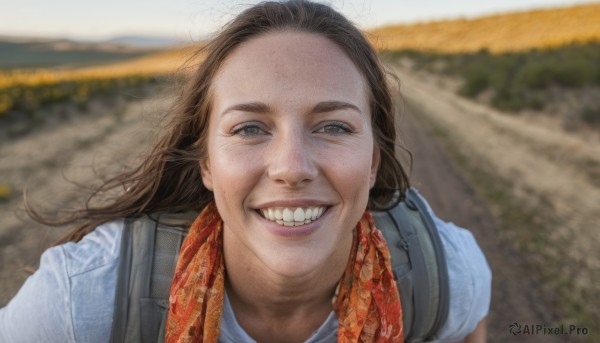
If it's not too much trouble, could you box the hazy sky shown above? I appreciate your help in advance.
[1,0,597,41]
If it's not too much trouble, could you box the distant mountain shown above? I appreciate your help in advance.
[105,35,182,48]
[0,35,55,44]
[0,36,161,69]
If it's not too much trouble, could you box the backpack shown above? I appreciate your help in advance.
[110,188,449,342]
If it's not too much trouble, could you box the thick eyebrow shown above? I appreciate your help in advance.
[220,100,361,117]
[221,102,272,117]
[310,101,362,115]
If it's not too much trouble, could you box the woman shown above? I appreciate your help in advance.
[0,1,490,342]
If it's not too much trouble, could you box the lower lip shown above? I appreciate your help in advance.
[254,209,329,238]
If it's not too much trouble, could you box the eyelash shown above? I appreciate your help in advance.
[231,121,353,137]
[232,124,266,137]
[316,121,352,134]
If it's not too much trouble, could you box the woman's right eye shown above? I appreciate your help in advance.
[232,124,266,137]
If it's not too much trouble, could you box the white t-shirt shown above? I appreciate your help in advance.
[0,203,491,342]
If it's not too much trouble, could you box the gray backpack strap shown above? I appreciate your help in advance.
[110,213,193,343]
[112,191,448,342]
[111,217,135,343]
[404,188,450,340]
[372,188,449,342]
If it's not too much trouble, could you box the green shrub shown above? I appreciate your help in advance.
[460,66,490,97]
[581,105,600,124]
[386,42,600,113]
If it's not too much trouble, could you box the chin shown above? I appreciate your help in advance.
[261,243,332,277]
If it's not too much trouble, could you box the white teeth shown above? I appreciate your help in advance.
[268,208,274,221]
[259,206,327,227]
[293,208,305,222]
[282,208,293,222]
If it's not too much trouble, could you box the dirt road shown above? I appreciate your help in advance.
[0,78,588,342]
[400,110,581,342]
[395,61,596,342]
[0,95,169,304]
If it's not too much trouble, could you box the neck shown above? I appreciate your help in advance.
[225,266,337,318]
[222,229,352,342]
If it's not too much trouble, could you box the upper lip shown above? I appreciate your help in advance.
[253,199,332,209]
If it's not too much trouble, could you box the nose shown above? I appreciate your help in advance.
[267,129,318,187]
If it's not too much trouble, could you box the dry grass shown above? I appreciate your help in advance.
[369,3,600,53]
[394,62,600,334]
[0,45,198,90]
[0,45,200,117]
[4,2,598,93]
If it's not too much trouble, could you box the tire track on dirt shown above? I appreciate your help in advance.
[0,95,169,305]
[400,106,584,342]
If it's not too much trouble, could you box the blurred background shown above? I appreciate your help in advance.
[1,1,599,342]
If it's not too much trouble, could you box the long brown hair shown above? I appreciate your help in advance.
[27,0,410,243]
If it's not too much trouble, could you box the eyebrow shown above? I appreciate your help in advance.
[310,101,362,115]
[221,100,362,117]
[221,102,272,116]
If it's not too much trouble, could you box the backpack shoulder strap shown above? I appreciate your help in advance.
[372,188,450,342]
[112,191,449,343]
[110,212,194,343]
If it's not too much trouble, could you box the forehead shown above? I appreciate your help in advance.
[211,31,368,108]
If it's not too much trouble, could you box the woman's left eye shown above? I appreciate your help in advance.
[232,124,267,136]
[316,122,352,134]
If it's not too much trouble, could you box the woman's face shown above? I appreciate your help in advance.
[201,31,380,278]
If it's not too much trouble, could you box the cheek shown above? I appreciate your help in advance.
[321,141,374,195]
[209,143,263,202]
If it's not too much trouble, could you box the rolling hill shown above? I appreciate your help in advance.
[369,3,600,53]
[0,38,161,69]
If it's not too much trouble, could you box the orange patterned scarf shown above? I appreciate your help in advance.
[166,202,403,342]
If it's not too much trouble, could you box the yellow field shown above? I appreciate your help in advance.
[3,3,599,88]
[0,46,199,115]
[369,3,600,53]
[2,2,599,115]
[0,46,195,90]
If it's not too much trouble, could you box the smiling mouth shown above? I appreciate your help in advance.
[256,206,328,226]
